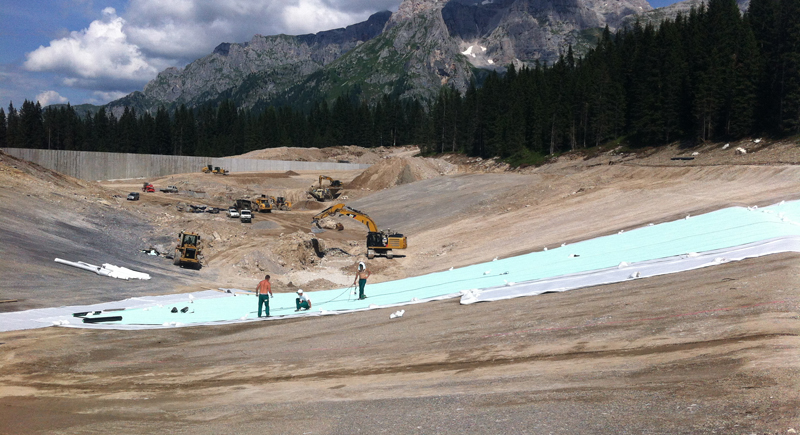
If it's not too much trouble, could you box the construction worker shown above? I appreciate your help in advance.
[295,289,311,311]
[256,274,273,317]
[353,262,371,300]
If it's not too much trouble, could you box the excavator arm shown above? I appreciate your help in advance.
[319,175,343,188]
[312,203,379,232]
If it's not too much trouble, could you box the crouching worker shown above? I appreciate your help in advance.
[295,289,311,311]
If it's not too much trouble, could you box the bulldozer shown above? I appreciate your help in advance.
[312,203,407,259]
[142,182,155,192]
[173,231,202,269]
[254,195,272,213]
[212,166,229,175]
[202,164,213,173]
[307,175,343,202]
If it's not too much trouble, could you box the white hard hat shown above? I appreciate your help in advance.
[297,289,303,294]
[358,261,365,270]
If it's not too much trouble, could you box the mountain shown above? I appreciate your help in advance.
[105,0,655,115]
[106,11,392,116]
[623,0,749,27]
[442,0,650,69]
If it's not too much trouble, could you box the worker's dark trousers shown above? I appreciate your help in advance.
[296,299,310,310]
[358,278,367,299]
[258,295,270,317]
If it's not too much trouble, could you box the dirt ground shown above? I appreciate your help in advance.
[1,139,799,433]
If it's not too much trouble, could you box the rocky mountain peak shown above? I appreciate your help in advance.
[108,0,670,115]
[389,0,448,26]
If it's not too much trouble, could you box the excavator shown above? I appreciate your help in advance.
[312,203,407,259]
[173,231,202,269]
[307,175,343,201]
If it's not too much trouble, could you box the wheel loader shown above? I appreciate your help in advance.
[174,231,202,269]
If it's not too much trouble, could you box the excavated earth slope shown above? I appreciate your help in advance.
[1,139,799,434]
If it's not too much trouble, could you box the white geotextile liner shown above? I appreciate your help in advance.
[54,258,151,280]
[5,200,800,331]
[0,290,221,332]
[56,292,464,330]
[461,236,800,304]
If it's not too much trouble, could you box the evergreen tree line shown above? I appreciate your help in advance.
[0,0,797,161]
[424,0,800,160]
[0,96,427,157]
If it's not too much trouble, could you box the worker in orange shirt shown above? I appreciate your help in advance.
[256,274,273,317]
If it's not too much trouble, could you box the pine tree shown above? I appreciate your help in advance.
[748,0,780,131]
[6,102,21,148]
[117,107,139,154]
[154,106,172,155]
[0,108,6,148]
[778,0,800,132]
[92,107,110,151]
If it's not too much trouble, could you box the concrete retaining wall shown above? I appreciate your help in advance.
[2,148,371,181]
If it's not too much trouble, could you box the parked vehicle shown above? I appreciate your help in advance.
[227,207,240,218]
[240,209,252,223]
[127,192,140,201]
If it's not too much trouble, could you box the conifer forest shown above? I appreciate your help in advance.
[1,0,798,162]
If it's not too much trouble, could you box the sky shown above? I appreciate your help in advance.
[0,0,676,108]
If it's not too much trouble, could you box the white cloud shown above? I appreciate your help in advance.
[23,8,172,84]
[21,0,401,102]
[123,0,384,60]
[283,0,371,35]
[35,90,69,106]
[89,90,129,105]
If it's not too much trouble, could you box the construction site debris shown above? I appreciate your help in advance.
[316,217,343,230]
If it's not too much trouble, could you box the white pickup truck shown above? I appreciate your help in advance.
[239,209,252,223]
[227,207,240,218]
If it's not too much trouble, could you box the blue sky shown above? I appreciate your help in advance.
[0,0,678,108]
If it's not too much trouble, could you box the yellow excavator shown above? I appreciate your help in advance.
[174,231,202,269]
[312,203,407,259]
[307,175,343,201]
